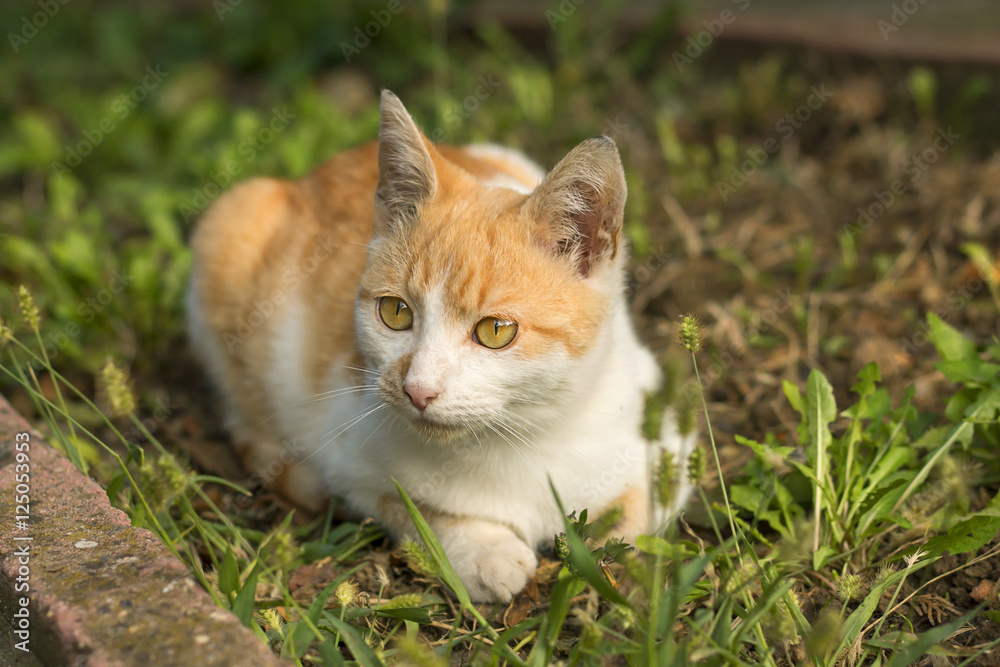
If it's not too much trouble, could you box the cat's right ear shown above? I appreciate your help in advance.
[374,90,437,234]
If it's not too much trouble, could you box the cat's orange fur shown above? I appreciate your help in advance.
[190,139,580,508]
[189,91,695,601]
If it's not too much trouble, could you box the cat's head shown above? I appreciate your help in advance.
[355,90,629,443]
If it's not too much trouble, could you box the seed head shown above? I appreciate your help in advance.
[687,447,707,486]
[874,562,896,585]
[654,449,678,507]
[904,549,929,569]
[379,592,424,609]
[335,579,359,607]
[555,532,570,566]
[139,454,189,512]
[679,314,703,353]
[835,572,863,602]
[17,286,40,333]
[399,537,439,577]
[260,608,285,636]
[157,454,189,497]
[97,358,136,417]
[0,316,11,348]
[374,563,390,589]
[266,525,297,574]
[575,609,605,649]
[764,592,801,643]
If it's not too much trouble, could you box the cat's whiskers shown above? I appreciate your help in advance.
[340,364,380,377]
[255,384,378,426]
[498,412,608,471]
[484,422,530,464]
[360,410,394,449]
[492,415,544,457]
[501,411,554,438]
[300,402,388,465]
[470,427,485,458]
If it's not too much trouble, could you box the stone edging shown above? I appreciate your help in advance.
[0,393,284,666]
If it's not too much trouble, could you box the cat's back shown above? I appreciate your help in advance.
[191,141,544,306]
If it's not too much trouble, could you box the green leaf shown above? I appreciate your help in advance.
[883,608,979,667]
[394,481,525,666]
[783,379,804,416]
[936,359,1000,385]
[729,485,792,538]
[927,313,977,362]
[731,576,794,647]
[634,535,699,558]
[218,547,240,598]
[105,471,126,508]
[812,545,837,570]
[317,638,345,667]
[857,476,914,536]
[734,434,794,460]
[966,386,1000,421]
[373,606,432,624]
[322,614,383,666]
[836,560,932,660]
[911,425,954,450]
[920,515,1000,558]
[851,362,881,398]
[806,369,837,450]
[865,631,954,656]
[284,576,343,659]
[232,563,259,628]
[543,573,585,654]
[393,480,471,606]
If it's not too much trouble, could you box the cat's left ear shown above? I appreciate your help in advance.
[524,136,626,278]
[375,90,437,234]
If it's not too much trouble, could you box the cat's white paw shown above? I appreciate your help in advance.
[439,522,538,602]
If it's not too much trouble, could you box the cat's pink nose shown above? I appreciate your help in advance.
[404,383,438,411]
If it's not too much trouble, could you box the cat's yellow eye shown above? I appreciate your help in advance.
[474,318,518,349]
[378,296,413,331]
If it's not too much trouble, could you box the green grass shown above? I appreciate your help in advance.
[4,299,999,664]
[3,1,1000,665]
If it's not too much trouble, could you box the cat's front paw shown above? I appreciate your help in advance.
[439,521,538,602]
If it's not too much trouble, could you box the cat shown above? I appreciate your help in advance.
[187,90,696,601]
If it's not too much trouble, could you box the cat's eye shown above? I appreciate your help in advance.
[474,318,518,349]
[378,296,413,331]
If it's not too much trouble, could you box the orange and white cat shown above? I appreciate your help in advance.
[187,91,695,601]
